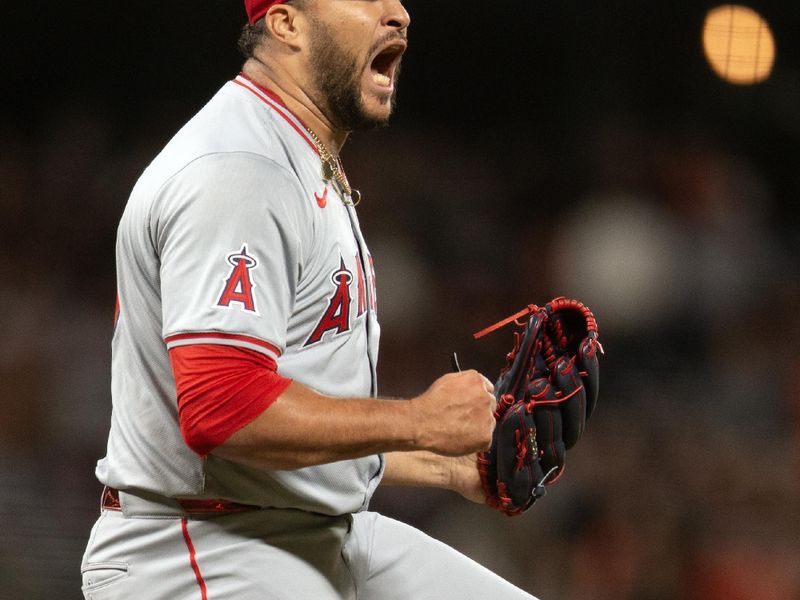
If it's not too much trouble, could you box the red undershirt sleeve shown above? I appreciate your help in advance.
[168,344,293,457]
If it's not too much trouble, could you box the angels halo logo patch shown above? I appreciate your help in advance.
[216,244,259,313]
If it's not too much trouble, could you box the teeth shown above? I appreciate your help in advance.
[372,72,391,86]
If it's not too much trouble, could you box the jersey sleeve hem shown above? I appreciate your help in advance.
[164,332,283,361]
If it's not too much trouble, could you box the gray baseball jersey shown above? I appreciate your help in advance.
[96,75,383,515]
[83,74,540,600]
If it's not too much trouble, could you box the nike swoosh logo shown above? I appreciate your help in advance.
[315,187,328,208]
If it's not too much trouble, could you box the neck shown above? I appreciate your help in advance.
[242,57,349,156]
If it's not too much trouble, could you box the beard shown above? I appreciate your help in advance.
[307,16,400,131]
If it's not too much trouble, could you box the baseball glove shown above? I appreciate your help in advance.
[475,297,601,516]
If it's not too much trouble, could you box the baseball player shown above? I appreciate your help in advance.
[81,1,540,598]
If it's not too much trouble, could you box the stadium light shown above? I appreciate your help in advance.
[702,4,775,85]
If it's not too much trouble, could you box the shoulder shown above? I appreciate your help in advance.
[184,151,304,204]
[120,79,324,244]
[139,78,315,193]
[153,152,310,225]
[135,152,315,264]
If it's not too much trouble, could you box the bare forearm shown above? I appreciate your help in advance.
[213,381,417,469]
[213,370,495,472]
[382,451,485,503]
[382,451,452,489]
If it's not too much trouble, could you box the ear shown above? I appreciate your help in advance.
[265,4,306,49]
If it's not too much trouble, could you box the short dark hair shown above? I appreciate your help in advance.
[237,0,307,59]
[238,19,268,58]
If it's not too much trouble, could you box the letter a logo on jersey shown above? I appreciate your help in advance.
[217,245,259,313]
[305,257,353,346]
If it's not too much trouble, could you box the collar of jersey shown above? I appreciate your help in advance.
[233,73,318,156]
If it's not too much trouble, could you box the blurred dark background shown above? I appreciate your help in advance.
[1,1,799,598]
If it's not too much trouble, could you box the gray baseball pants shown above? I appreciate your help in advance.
[81,494,537,599]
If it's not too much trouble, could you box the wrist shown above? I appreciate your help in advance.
[450,454,485,504]
[402,395,427,451]
[447,455,467,493]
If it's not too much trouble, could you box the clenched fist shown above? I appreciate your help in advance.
[409,370,497,456]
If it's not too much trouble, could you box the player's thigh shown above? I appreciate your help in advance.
[81,510,356,600]
[347,512,537,600]
[193,509,356,599]
[81,511,204,599]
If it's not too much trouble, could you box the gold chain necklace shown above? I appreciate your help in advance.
[305,127,362,206]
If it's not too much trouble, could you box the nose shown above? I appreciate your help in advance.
[383,0,411,31]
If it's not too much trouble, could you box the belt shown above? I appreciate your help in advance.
[101,486,260,515]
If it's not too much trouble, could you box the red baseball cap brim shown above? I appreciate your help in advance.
[245,0,288,24]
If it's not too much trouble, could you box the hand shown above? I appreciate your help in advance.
[409,370,496,456]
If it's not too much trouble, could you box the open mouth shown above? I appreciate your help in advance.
[369,41,407,88]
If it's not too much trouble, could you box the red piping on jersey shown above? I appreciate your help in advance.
[181,518,209,600]
[238,72,287,107]
[165,332,282,358]
[233,74,318,155]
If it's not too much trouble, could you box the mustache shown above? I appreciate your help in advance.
[367,31,409,58]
